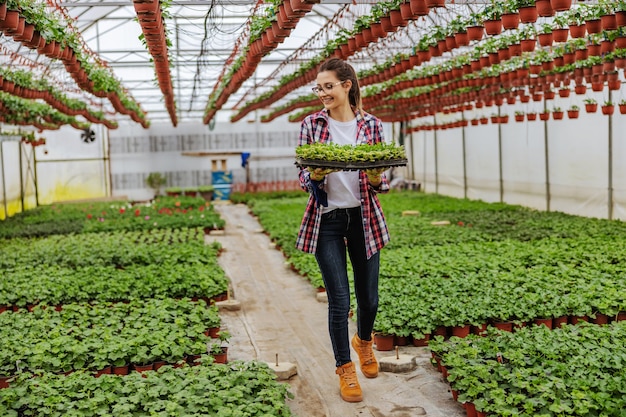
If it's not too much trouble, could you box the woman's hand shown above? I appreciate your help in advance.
[307,167,338,181]
[364,168,386,186]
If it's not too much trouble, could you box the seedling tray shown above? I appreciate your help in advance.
[295,157,408,171]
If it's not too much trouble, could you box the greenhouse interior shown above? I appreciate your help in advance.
[2,0,626,416]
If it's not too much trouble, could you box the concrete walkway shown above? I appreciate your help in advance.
[207,202,465,417]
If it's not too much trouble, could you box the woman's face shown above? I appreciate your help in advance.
[314,70,351,112]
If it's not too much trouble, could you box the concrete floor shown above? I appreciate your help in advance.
[207,202,466,417]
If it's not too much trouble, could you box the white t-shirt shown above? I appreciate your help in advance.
[322,117,361,213]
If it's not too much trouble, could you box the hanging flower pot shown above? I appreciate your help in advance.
[550,0,571,12]
[538,32,553,47]
[389,9,408,27]
[567,108,580,119]
[0,10,20,32]
[484,19,503,36]
[552,110,564,120]
[586,19,602,34]
[617,11,626,27]
[527,112,537,121]
[539,111,551,121]
[410,0,429,16]
[514,112,525,122]
[569,23,586,38]
[601,13,617,31]
[519,5,538,23]
[467,25,484,41]
[619,103,626,114]
[601,103,615,115]
[591,81,604,92]
[536,0,554,17]
[585,101,598,113]
[501,13,520,30]
[552,28,569,43]
[425,0,445,7]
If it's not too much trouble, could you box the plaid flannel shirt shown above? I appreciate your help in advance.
[295,108,390,260]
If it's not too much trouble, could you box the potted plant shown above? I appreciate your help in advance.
[619,99,626,114]
[601,100,615,115]
[552,106,564,120]
[514,110,525,122]
[584,97,598,112]
[539,108,551,121]
[145,172,167,197]
[209,330,231,364]
[567,104,580,118]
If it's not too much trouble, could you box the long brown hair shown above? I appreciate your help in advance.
[318,58,364,116]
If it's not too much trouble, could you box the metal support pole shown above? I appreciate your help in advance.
[608,89,614,220]
[462,110,468,199]
[497,106,503,203]
[0,142,7,218]
[33,145,39,207]
[18,143,24,211]
[544,98,551,212]
[434,117,439,194]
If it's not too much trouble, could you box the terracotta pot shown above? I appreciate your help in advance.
[113,364,129,375]
[617,11,626,27]
[425,0,445,7]
[538,33,553,47]
[498,12,519,30]
[536,0,554,17]
[539,112,550,121]
[569,23,586,38]
[552,111,564,120]
[93,366,112,378]
[374,334,394,351]
[527,112,537,121]
[493,321,513,332]
[133,363,154,373]
[585,103,598,113]
[601,13,617,31]
[0,10,20,32]
[412,334,431,347]
[593,313,609,324]
[567,110,579,119]
[550,0,571,12]
[451,324,471,338]
[620,104,626,115]
[519,5,538,23]
[484,19,502,36]
[586,19,602,34]
[601,105,615,116]
[410,0,429,16]
[467,25,484,41]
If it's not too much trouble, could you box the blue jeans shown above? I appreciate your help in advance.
[315,207,380,367]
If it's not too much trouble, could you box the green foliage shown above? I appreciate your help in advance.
[0,228,228,306]
[0,198,225,239]
[0,298,221,375]
[430,322,626,415]
[295,142,406,162]
[0,361,293,416]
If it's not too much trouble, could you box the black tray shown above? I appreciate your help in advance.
[295,157,408,171]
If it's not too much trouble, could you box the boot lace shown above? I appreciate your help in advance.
[340,366,358,387]
[357,341,374,365]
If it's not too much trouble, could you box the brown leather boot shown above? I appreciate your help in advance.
[335,362,363,402]
[351,333,379,378]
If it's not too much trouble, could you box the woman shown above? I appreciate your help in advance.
[295,58,390,403]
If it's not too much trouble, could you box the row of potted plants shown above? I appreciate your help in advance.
[0,361,293,416]
[0,68,117,129]
[240,192,626,343]
[429,321,626,416]
[0,0,149,128]
[0,298,223,379]
[0,196,225,239]
[0,91,91,131]
[236,0,626,125]
[0,228,229,307]
[203,0,318,124]
[133,0,177,126]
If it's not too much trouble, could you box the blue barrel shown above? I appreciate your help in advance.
[211,171,232,200]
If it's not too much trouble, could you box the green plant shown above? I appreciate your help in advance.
[145,172,167,195]
[584,98,598,104]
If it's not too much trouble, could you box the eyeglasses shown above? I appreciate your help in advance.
[312,81,345,94]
